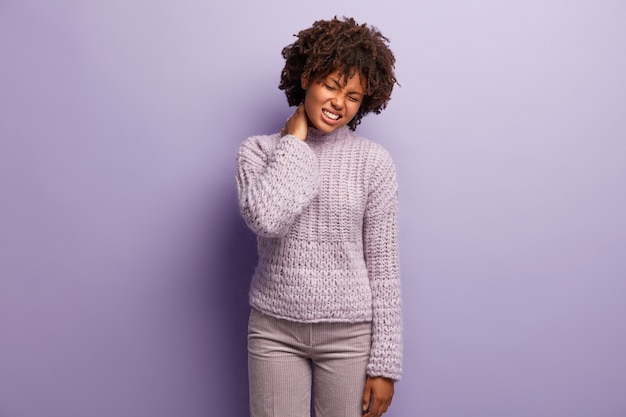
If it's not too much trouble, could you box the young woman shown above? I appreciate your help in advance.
[236,17,401,417]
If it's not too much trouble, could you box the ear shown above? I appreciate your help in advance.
[301,75,309,89]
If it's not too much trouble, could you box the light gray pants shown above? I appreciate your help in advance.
[248,308,372,417]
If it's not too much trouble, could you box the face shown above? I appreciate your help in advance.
[302,69,365,133]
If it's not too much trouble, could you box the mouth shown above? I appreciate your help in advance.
[322,109,341,123]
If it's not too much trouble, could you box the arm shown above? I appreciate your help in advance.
[236,133,320,237]
[362,150,402,416]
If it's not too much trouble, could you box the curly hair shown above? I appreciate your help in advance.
[279,16,398,130]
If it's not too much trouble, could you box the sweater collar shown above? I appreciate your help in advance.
[306,125,350,142]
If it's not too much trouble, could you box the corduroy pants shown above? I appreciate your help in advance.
[248,308,372,417]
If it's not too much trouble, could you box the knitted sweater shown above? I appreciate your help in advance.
[236,125,402,380]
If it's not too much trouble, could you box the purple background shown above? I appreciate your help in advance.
[1,1,625,416]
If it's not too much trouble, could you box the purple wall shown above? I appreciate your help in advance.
[1,1,625,416]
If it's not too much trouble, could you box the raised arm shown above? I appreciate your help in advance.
[236,134,320,237]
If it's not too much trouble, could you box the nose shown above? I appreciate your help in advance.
[331,93,344,109]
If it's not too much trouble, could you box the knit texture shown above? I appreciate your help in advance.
[236,126,402,380]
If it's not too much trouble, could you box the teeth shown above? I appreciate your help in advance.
[323,110,340,120]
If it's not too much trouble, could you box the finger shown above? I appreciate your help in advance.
[371,395,392,417]
[370,397,383,417]
[363,407,380,417]
[374,400,390,417]
[296,103,310,119]
[362,389,371,414]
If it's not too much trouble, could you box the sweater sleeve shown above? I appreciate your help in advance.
[363,149,402,381]
[236,134,320,238]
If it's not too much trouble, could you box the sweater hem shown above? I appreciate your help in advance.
[249,305,373,325]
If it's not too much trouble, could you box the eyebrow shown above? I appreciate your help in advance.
[329,77,364,95]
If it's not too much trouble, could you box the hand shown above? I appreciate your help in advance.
[362,376,394,417]
[280,104,308,141]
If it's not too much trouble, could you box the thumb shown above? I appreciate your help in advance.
[362,384,371,412]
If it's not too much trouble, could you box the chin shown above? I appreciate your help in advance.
[312,121,341,133]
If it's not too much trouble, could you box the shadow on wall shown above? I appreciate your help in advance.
[206,183,257,414]
[201,97,288,414]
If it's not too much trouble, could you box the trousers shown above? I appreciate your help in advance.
[248,308,372,417]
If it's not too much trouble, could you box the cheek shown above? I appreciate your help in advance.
[348,102,362,117]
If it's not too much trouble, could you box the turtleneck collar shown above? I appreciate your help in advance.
[306,125,351,142]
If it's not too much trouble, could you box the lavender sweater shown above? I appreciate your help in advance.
[236,126,402,380]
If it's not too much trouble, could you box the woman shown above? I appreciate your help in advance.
[236,16,401,417]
